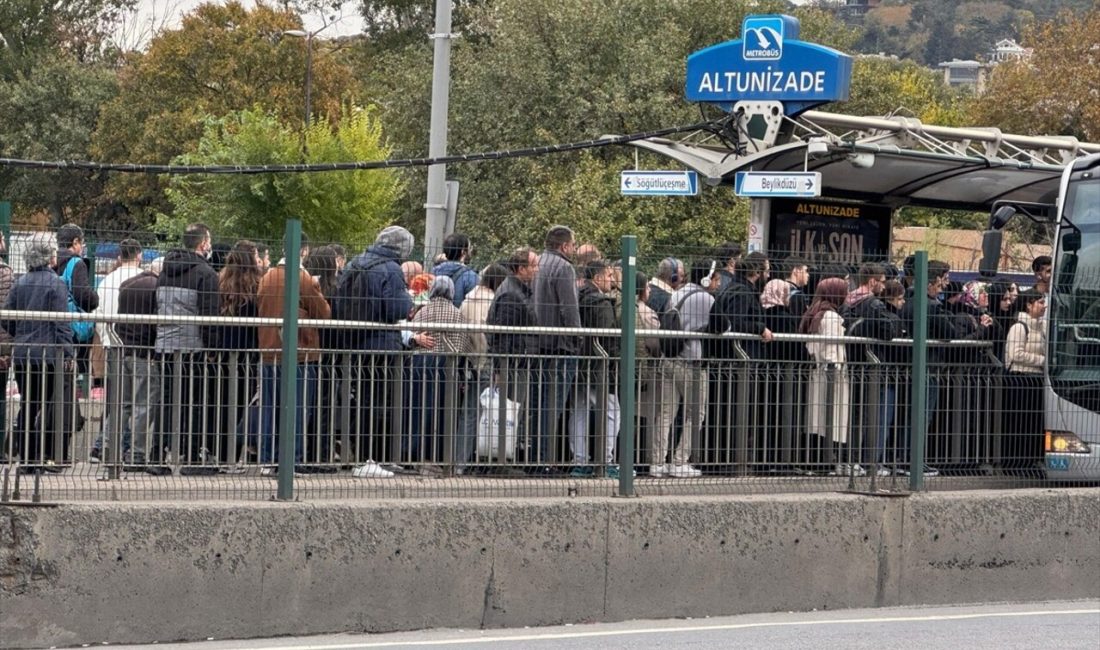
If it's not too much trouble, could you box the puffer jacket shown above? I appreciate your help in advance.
[2,266,74,361]
[155,249,220,353]
[1004,313,1046,374]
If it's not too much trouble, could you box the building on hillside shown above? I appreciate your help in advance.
[841,0,881,20]
[938,59,989,93]
[990,38,1032,63]
[938,39,1032,94]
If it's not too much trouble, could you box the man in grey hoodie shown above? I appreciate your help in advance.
[528,225,579,473]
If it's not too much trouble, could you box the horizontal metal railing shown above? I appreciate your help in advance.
[0,312,1081,502]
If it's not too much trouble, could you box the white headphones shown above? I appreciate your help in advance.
[699,260,719,289]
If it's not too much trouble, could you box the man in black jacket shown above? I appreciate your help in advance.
[487,248,539,358]
[568,260,622,478]
[486,248,539,472]
[115,259,165,471]
[54,223,98,314]
[155,223,220,474]
[710,251,774,360]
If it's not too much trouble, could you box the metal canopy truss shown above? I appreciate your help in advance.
[626,110,1100,212]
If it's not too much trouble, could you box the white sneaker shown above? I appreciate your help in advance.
[649,464,668,478]
[352,461,395,478]
[875,467,892,478]
[851,464,868,477]
[669,464,702,478]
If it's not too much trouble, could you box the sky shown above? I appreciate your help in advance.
[119,1,366,50]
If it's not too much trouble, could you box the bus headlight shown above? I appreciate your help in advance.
[1045,430,1091,454]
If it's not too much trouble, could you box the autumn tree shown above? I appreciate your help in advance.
[93,1,365,228]
[969,8,1100,142]
[160,107,403,250]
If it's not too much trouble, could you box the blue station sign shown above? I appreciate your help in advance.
[685,14,852,115]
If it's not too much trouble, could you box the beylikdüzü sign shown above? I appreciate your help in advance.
[685,14,852,115]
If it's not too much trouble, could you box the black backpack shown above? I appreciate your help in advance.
[659,289,702,358]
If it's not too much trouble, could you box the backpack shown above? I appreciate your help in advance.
[61,256,95,343]
[658,288,702,358]
[331,258,389,322]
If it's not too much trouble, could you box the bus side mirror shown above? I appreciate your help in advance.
[991,205,1017,229]
[1063,230,1082,253]
[979,230,1003,278]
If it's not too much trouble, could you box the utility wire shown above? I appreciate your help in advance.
[0,120,724,175]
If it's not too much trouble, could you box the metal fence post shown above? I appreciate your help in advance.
[277,219,302,501]
[909,251,929,491]
[618,236,637,497]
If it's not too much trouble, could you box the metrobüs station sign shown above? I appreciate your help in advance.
[685,14,853,115]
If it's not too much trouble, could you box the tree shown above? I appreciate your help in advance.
[0,58,118,226]
[160,107,403,250]
[361,0,852,257]
[93,1,365,227]
[0,0,130,228]
[833,55,969,125]
[969,8,1100,142]
[0,0,134,80]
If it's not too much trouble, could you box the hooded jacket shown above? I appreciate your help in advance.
[577,280,620,387]
[155,249,220,353]
[431,260,479,308]
[331,245,412,351]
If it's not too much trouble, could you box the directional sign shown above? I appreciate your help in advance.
[621,170,699,196]
[734,171,821,198]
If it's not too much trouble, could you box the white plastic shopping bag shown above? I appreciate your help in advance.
[477,387,519,460]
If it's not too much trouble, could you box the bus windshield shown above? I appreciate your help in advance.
[1049,176,1100,411]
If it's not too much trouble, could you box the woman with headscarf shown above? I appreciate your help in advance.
[799,277,859,477]
[405,276,472,470]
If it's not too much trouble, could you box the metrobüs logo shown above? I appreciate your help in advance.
[743,16,784,61]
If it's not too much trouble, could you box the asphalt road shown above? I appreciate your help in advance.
[108,601,1099,650]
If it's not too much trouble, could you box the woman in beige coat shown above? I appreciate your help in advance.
[800,277,858,477]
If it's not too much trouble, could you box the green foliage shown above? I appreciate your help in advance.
[159,107,403,250]
[93,1,365,226]
[0,57,118,226]
[0,0,134,79]
[834,55,968,124]
[363,0,844,257]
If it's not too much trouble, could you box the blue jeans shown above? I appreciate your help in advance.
[258,363,317,464]
[527,356,577,464]
[406,355,446,461]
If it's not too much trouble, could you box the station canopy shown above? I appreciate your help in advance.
[628,110,1100,212]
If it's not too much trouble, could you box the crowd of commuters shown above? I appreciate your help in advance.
[0,222,1054,479]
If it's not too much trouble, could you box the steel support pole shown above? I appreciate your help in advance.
[618,236,637,497]
[422,0,454,262]
[277,220,302,501]
[909,251,929,492]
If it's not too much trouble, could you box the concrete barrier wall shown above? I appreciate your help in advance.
[2,489,1097,648]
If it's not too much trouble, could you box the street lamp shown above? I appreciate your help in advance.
[283,22,336,135]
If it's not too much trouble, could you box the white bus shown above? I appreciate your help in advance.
[984,153,1100,481]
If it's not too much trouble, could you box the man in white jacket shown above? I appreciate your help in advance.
[89,239,146,463]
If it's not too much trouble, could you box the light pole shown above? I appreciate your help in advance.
[283,22,336,140]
